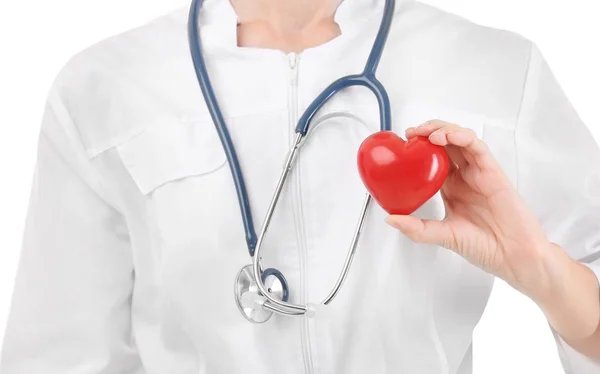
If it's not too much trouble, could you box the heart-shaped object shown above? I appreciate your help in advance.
[357,131,450,215]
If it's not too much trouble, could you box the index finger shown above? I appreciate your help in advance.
[409,120,459,137]
[416,120,495,170]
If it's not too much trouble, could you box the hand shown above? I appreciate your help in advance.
[385,120,557,298]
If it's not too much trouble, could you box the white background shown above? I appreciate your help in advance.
[0,0,598,373]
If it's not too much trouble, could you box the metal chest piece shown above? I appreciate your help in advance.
[234,264,289,323]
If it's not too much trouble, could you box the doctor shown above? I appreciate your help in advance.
[1,0,600,373]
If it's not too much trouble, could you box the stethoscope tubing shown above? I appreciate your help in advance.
[188,0,396,318]
[296,73,392,136]
[188,0,259,255]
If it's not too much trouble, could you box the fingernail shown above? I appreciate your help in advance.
[385,216,398,228]
[429,128,443,139]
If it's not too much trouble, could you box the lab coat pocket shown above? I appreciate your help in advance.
[115,116,241,280]
[116,119,227,195]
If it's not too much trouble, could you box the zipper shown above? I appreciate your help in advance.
[286,52,315,374]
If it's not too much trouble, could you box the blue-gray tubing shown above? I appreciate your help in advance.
[296,0,395,135]
[188,0,259,255]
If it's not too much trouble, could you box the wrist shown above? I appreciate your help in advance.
[523,242,600,342]
[523,242,571,306]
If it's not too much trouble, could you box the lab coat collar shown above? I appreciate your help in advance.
[197,0,412,51]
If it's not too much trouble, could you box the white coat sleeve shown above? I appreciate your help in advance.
[515,43,600,372]
[0,83,144,373]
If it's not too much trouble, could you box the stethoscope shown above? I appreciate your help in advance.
[188,0,395,323]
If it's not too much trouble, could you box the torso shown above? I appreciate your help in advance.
[58,0,533,372]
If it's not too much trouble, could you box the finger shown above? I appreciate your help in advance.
[446,144,468,170]
[385,215,455,248]
[447,158,459,174]
[446,130,488,158]
[413,120,497,173]
[427,126,494,170]
[427,127,481,167]
[412,120,459,137]
[445,130,496,169]
[405,127,418,139]
[414,124,468,166]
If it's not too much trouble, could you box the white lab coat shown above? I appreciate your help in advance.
[2,0,600,373]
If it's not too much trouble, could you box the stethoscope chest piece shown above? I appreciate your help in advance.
[234,265,288,323]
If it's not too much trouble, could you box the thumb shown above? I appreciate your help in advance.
[385,215,455,248]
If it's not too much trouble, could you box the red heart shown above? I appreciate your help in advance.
[357,131,450,215]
